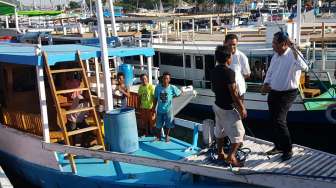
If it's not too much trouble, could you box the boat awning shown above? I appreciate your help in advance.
[0,44,155,66]
[0,0,17,15]
[18,10,63,17]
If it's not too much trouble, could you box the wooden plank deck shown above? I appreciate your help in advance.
[183,135,336,187]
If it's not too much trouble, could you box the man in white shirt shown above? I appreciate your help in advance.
[261,31,308,161]
[224,34,251,98]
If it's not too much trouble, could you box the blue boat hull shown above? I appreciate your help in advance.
[181,103,331,125]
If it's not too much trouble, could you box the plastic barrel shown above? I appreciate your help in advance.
[104,108,139,153]
[118,64,134,87]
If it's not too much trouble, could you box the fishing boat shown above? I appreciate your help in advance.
[0,43,336,187]
[153,39,335,124]
[0,42,206,188]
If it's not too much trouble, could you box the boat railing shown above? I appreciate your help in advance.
[133,37,152,47]
[84,59,160,85]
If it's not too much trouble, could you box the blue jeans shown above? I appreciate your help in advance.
[156,111,174,129]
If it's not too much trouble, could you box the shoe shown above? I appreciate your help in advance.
[266,148,283,155]
[281,151,293,161]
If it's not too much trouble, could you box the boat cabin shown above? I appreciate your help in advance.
[0,44,155,143]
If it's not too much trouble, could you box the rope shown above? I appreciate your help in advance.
[276,23,336,99]
[290,45,336,99]
[203,138,251,167]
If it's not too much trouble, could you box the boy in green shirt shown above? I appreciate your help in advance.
[138,74,156,136]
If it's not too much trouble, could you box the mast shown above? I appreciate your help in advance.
[96,0,114,111]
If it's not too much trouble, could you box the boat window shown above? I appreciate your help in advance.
[195,56,203,69]
[185,55,191,68]
[205,55,215,81]
[160,53,183,67]
[12,66,36,92]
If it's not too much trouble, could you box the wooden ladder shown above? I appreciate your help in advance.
[42,51,105,173]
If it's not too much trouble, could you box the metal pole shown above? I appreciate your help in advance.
[14,8,21,33]
[296,0,301,46]
[210,16,213,35]
[139,40,144,71]
[147,57,153,84]
[96,0,114,111]
[5,16,9,28]
[182,40,186,85]
[312,41,316,62]
[176,19,179,37]
[232,2,235,27]
[108,0,118,36]
[192,19,195,40]
[35,65,50,143]
[94,58,101,98]
[89,0,93,16]
[165,21,168,43]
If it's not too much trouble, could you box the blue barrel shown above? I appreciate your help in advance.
[118,64,134,87]
[104,108,139,153]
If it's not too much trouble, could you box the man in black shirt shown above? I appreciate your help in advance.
[211,45,247,167]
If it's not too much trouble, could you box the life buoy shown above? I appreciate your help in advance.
[326,104,336,124]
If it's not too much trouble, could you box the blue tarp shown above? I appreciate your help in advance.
[0,44,155,66]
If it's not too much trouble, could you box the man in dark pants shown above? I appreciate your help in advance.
[261,31,308,161]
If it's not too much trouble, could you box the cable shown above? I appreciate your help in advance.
[243,124,271,160]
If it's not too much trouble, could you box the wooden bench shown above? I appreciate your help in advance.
[300,74,321,98]
[1,111,64,143]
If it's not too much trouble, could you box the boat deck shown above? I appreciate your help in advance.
[183,136,336,188]
[57,136,257,187]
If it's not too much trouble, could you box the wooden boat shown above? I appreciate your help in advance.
[0,41,336,188]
